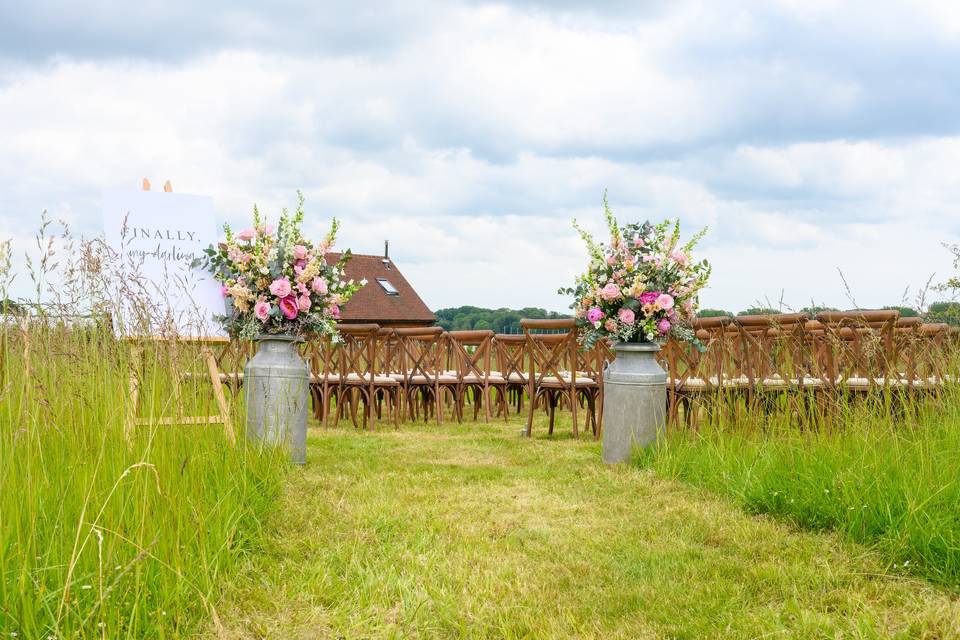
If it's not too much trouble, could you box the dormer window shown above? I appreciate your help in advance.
[377,278,399,296]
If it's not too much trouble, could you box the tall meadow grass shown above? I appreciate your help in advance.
[0,227,287,637]
[639,381,960,589]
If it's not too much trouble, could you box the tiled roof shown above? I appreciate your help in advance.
[325,253,435,325]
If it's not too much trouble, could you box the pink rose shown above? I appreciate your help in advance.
[671,250,689,266]
[297,295,311,312]
[658,318,671,334]
[254,298,270,322]
[606,256,618,266]
[656,293,675,310]
[295,259,307,270]
[279,295,299,320]
[293,245,308,260]
[604,319,618,332]
[587,307,603,323]
[269,278,292,298]
[328,304,341,320]
[237,228,256,241]
[618,308,636,325]
[639,291,659,305]
[600,282,622,301]
[311,277,328,294]
[297,282,309,296]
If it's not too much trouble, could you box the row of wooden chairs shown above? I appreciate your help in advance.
[154,310,956,438]
[657,310,958,426]
[302,320,604,438]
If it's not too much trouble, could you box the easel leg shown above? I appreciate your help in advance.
[205,348,236,445]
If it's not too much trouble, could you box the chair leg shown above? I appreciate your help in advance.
[524,388,536,437]
[548,391,556,435]
[569,387,579,439]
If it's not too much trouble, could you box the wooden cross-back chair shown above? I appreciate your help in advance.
[520,318,600,439]
[446,330,507,423]
[329,324,401,430]
[665,316,731,428]
[913,323,951,391]
[815,310,899,392]
[494,334,528,417]
[394,326,454,423]
[305,334,340,426]
[124,335,236,444]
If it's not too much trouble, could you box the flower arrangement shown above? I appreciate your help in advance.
[561,196,711,350]
[195,192,364,340]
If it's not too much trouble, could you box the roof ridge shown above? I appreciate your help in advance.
[327,252,395,260]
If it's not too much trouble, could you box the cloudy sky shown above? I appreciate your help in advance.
[2,0,959,313]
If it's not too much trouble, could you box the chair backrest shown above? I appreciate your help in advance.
[494,334,527,382]
[447,330,495,381]
[394,326,445,381]
[520,318,577,388]
[336,323,381,382]
[814,310,899,385]
[730,314,809,384]
[667,315,731,390]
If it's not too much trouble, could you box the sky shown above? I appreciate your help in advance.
[1,0,959,313]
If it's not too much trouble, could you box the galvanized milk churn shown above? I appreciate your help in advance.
[601,342,667,463]
[244,335,310,464]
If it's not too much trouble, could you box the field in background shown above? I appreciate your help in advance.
[0,321,287,638]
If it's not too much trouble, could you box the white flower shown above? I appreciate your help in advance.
[360,278,368,286]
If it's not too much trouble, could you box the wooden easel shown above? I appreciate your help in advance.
[124,179,236,445]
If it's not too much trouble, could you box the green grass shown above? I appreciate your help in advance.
[7,319,960,638]
[212,415,960,639]
[0,325,287,638]
[638,389,960,592]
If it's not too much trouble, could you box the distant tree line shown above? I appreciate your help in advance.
[434,302,960,333]
[697,303,960,325]
[434,306,570,334]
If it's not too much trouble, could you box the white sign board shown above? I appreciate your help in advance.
[102,189,225,336]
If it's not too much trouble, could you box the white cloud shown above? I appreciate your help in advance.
[0,1,959,314]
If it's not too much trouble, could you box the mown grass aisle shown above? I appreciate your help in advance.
[213,419,960,639]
